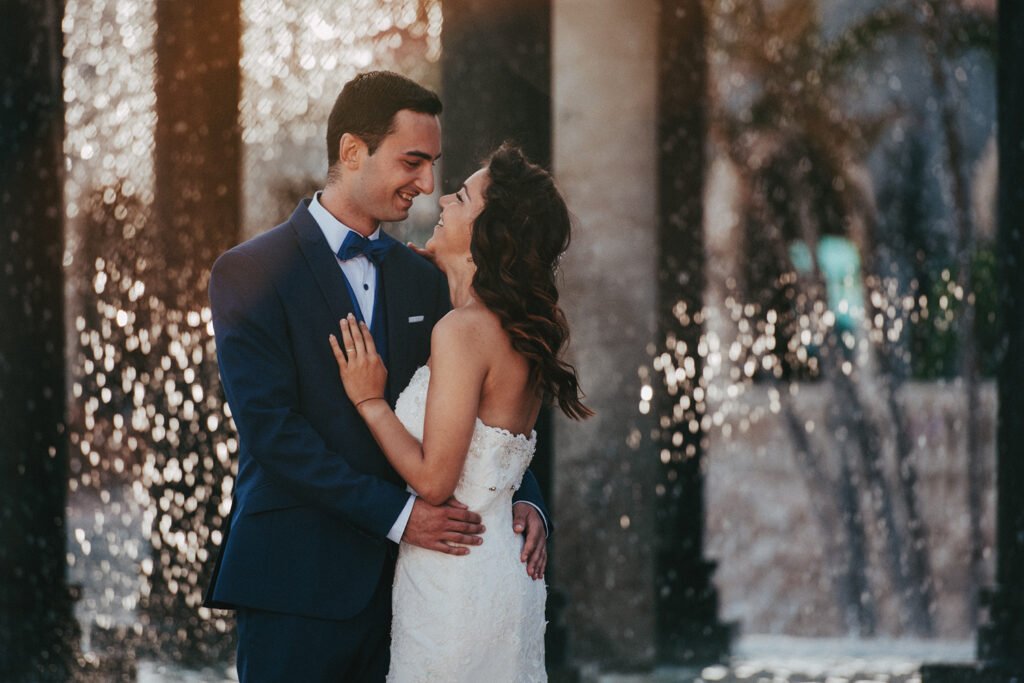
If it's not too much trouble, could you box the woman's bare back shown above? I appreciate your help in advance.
[438,302,542,438]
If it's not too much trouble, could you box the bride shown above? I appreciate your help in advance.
[329,143,592,681]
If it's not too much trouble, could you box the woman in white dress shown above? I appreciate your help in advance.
[329,143,592,681]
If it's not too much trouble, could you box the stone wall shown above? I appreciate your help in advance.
[552,0,662,667]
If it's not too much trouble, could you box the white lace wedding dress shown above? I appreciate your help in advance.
[387,365,547,682]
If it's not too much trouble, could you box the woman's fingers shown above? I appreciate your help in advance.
[328,334,347,370]
[359,320,378,356]
[338,315,380,363]
[344,313,368,356]
[339,316,359,359]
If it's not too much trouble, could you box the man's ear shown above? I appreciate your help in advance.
[339,133,367,168]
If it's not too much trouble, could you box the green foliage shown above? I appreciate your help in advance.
[910,248,1000,379]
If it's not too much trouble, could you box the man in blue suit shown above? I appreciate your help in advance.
[204,71,550,681]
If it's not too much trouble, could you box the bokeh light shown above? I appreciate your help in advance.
[63,0,441,672]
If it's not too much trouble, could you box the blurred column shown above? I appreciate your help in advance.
[923,0,1024,680]
[439,0,574,671]
[0,0,74,680]
[154,0,242,310]
[439,0,551,187]
[553,0,661,669]
[978,0,1024,669]
[654,0,732,665]
[143,0,241,662]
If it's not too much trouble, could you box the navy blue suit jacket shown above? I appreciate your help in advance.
[204,200,549,621]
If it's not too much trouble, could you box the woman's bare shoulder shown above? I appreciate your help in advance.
[431,305,507,359]
[434,304,503,337]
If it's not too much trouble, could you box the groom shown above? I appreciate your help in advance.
[204,71,551,681]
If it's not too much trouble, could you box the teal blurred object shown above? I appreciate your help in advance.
[788,240,814,274]
[788,236,864,333]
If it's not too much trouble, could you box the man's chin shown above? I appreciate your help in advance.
[384,208,411,223]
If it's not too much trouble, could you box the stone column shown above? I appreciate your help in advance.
[144,0,241,661]
[440,0,551,187]
[154,0,242,310]
[552,0,661,668]
[0,1,74,680]
[977,0,1024,667]
[440,0,572,670]
[654,0,732,665]
[922,0,1024,679]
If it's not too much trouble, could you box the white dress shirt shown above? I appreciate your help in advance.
[309,192,380,328]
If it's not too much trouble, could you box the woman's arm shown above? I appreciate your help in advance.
[331,312,486,505]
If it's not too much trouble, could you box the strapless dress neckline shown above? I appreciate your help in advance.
[398,365,538,444]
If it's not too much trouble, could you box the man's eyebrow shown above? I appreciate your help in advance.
[404,150,441,162]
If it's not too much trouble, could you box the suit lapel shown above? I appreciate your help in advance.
[291,204,415,399]
[290,199,356,326]
[379,245,413,399]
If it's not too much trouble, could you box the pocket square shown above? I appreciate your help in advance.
[408,315,424,323]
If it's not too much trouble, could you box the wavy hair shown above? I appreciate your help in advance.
[470,143,593,420]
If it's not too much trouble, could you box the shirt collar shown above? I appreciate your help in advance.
[309,191,382,256]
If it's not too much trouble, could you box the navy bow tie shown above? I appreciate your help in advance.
[337,231,393,265]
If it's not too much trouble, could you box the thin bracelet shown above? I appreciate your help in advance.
[355,396,385,408]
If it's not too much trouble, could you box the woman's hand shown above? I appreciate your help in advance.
[406,241,438,266]
[329,313,388,409]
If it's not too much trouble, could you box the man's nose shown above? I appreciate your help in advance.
[415,165,435,195]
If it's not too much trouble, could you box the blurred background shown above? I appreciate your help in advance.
[2,0,1022,681]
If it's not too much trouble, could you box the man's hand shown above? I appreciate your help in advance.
[513,503,547,580]
[403,497,484,555]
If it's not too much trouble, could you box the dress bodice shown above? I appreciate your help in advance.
[393,365,537,511]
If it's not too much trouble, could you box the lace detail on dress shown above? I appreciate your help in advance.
[394,366,539,504]
[388,366,547,682]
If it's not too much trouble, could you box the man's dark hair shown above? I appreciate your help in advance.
[325,70,442,171]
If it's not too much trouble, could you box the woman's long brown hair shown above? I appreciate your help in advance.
[470,143,593,420]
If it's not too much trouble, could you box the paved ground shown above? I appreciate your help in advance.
[68,486,976,682]
[588,636,973,683]
[127,637,973,683]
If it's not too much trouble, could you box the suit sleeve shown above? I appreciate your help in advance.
[210,249,408,539]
